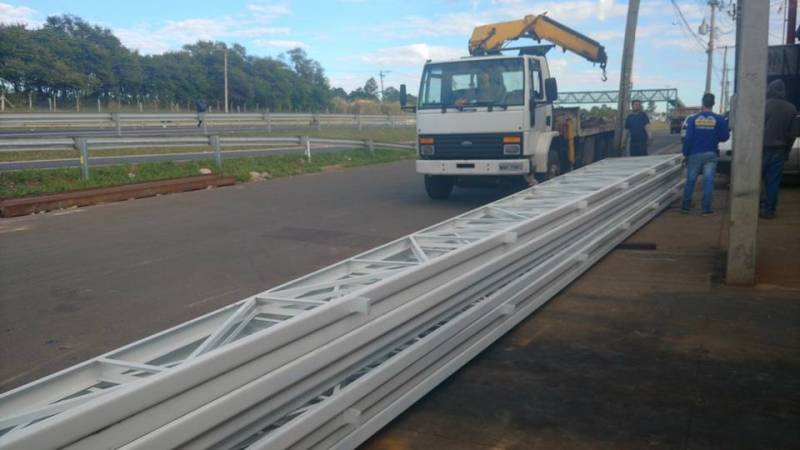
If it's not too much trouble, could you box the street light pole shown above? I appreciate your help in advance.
[378,70,391,102]
[704,0,718,94]
[224,48,229,113]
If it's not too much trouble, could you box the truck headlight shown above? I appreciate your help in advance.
[503,144,521,155]
[420,145,434,155]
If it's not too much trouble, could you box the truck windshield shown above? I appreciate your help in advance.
[418,58,524,109]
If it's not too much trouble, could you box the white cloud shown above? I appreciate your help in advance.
[246,2,291,20]
[114,4,293,54]
[358,44,464,66]
[0,3,40,26]
[254,39,307,50]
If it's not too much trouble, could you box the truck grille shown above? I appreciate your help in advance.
[421,133,522,160]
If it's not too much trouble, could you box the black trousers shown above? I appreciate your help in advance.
[630,140,648,156]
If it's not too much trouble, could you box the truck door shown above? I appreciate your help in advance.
[528,59,550,131]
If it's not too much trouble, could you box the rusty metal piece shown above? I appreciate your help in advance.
[0,175,236,217]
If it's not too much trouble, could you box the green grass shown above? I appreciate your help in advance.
[0,148,416,199]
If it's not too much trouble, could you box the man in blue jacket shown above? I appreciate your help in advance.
[681,93,730,215]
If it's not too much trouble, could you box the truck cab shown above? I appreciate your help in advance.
[406,52,560,199]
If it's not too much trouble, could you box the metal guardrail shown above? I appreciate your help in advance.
[0,155,684,449]
[0,112,416,133]
[0,135,415,176]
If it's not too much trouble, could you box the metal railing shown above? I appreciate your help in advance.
[0,135,415,176]
[0,112,415,134]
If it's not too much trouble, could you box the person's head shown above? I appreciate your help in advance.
[767,80,786,100]
[702,93,715,110]
[631,100,642,112]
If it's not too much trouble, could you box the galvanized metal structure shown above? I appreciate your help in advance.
[0,112,414,134]
[559,88,679,106]
[0,135,414,175]
[0,154,684,449]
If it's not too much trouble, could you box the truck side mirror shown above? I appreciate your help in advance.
[545,78,558,103]
[399,84,407,107]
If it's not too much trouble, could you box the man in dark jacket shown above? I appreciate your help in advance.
[760,80,798,219]
[623,100,652,156]
[681,93,730,215]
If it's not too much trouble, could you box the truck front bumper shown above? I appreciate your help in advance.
[416,159,530,176]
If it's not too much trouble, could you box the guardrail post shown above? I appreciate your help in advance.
[301,136,311,162]
[201,113,208,135]
[357,113,362,131]
[314,114,321,131]
[209,135,223,170]
[112,112,121,136]
[74,137,90,180]
[389,115,395,129]
[366,139,375,155]
[265,109,272,133]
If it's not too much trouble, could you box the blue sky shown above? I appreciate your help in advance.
[1,1,790,108]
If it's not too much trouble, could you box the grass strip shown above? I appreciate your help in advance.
[0,148,415,199]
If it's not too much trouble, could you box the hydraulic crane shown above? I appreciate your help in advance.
[468,14,608,80]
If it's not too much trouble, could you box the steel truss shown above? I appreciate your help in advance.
[558,88,680,106]
[0,155,684,449]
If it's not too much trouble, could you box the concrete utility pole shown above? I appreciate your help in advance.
[614,0,640,156]
[704,0,718,94]
[726,0,769,285]
[788,0,797,44]
[719,45,729,113]
[224,48,229,113]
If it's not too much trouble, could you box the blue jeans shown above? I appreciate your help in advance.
[682,152,717,212]
[761,147,787,215]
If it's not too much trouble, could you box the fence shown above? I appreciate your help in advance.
[0,136,415,176]
[0,112,415,134]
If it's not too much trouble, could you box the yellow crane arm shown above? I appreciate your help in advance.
[469,14,608,79]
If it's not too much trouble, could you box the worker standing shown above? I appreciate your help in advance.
[760,80,798,219]
[681,93,730,216]
[622,100,652,156]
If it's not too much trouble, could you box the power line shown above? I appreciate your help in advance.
[670,0,708,50]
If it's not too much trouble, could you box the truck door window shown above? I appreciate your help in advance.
[529,60,543,100]
[420,67,443,107]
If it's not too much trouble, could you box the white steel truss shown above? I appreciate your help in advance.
[0,154,684,450]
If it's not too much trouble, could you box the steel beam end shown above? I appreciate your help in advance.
[619,182,630,190]
[342,408,362,425]
[620,222,631,230]
[576,253,589,262]
[503,232,518,244]
[348,297,371,315]
[576,201,589,210]
[500,303,516,316]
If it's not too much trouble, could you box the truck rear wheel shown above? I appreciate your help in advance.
[424,175,454,200]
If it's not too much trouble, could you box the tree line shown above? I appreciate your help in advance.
[0,15,413,113]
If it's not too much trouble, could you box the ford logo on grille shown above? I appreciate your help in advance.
[461,141,473,146]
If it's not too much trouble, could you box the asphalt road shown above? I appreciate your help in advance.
[0,133,679,391]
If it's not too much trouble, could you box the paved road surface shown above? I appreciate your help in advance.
[0,134,679,391]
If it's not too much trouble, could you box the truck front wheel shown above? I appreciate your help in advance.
[424,175,454,200]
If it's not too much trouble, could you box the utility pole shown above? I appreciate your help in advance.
[704,0,718,94]
[614,0,640,156]
[224,48,229,113]
[788,0,797,44]
[719,45,729,113]
[378,70,391,102]
[726,0,769,285]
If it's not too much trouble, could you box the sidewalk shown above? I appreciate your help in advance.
[362,180,800,449]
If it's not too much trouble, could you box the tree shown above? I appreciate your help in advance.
[363,77,379,98]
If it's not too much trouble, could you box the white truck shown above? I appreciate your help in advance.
[400,14,612,199]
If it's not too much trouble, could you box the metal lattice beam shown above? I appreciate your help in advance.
[558,88,680,105]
